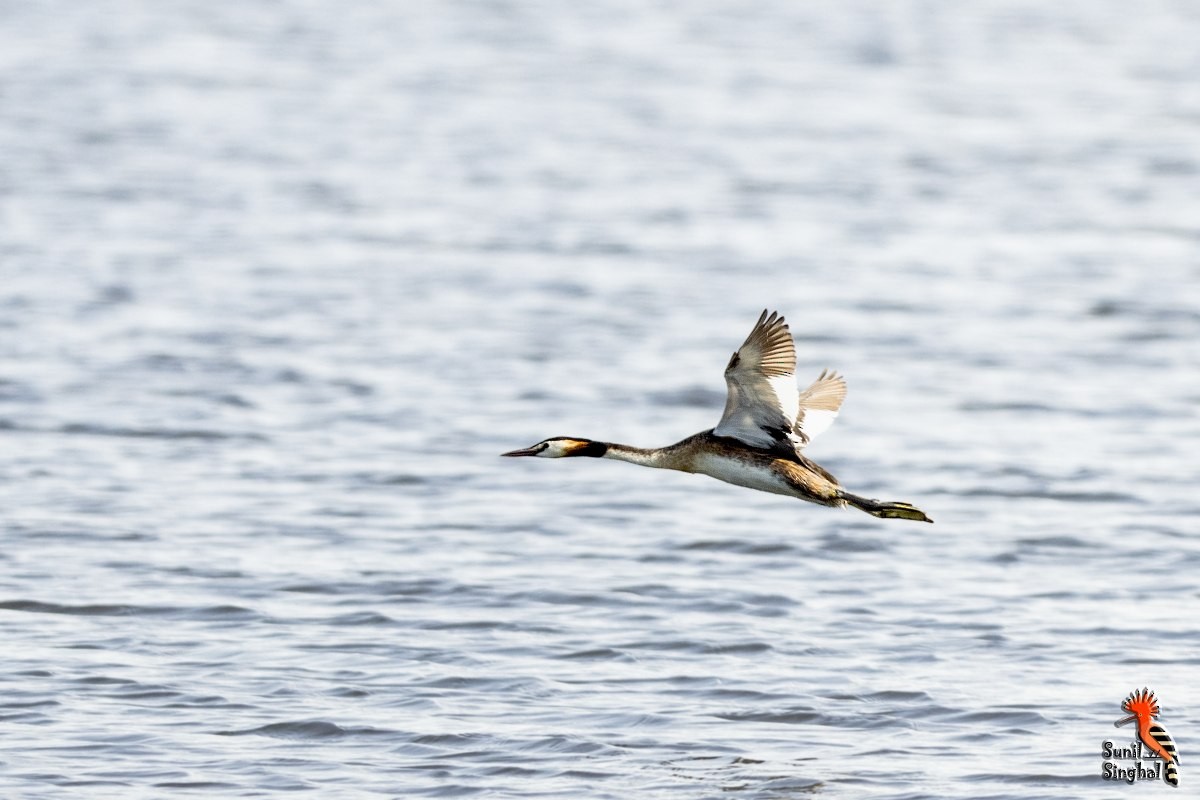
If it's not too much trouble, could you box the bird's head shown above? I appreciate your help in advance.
[1116,688,1160,727]
[501,437,608,458]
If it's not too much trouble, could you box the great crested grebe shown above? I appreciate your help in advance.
[503,310,932,522]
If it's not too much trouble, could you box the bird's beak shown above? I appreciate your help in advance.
[1114,714,1137,728]
[501,446,540,457]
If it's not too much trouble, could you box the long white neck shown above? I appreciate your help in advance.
[601,442,670,469]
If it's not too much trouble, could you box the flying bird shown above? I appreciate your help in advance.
[503,310,932,522]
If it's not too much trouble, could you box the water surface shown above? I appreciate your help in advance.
[2,2,1199,798]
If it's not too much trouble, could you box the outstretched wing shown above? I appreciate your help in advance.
[713,310,800,449]
[793,369,846,445]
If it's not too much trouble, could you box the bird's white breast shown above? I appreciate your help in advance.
[692,453,794,497]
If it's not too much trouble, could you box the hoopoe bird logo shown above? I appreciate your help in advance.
[1115,688,1179,787]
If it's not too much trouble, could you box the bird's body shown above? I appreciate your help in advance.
[601,430,839,501]
[504,310,932,523]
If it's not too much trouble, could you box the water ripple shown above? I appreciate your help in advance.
[216,721,395,740]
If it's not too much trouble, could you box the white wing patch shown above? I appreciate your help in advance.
[768,373,800,428]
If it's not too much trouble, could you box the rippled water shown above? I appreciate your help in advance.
[3,2,1200,798]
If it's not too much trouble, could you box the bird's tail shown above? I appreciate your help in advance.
[839,491,933,523]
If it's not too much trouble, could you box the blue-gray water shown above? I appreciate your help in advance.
[2,2,1199,798]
